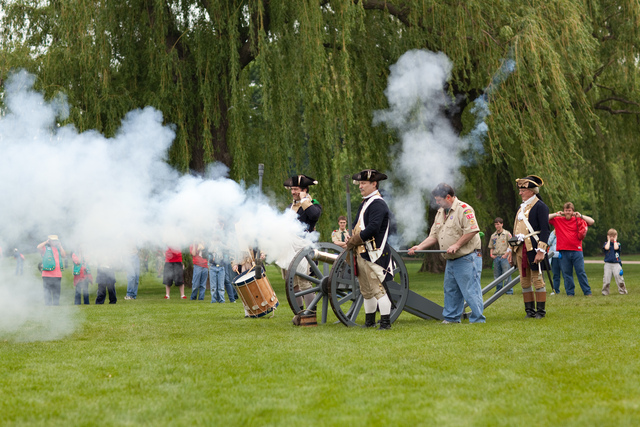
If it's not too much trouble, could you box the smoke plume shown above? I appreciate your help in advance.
[374,50,514,244]
[0,70,312,340]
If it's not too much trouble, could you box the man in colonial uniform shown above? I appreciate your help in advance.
[408,183,485,324]
[346,169,394,330]
[283,174,322,310]
[284,174,322,232]
[507,175,550,318]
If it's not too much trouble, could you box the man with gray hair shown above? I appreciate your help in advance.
[508,175,550,318]
[408,183,485,324]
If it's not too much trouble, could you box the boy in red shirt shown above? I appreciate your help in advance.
[548,202,595,296]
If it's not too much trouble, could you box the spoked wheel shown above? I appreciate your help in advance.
[285,242,342,323]
[327,247,409,327]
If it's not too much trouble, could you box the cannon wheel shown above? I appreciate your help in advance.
[285,242,343,323]
[328,247,409,327]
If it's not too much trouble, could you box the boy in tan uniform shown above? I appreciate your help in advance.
[488,217,513,294]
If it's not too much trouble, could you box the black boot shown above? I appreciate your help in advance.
[362,312,376,328]
[378,314,391,330]
[535,301,546,319]
[524,301,536,318]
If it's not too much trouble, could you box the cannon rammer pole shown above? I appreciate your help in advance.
[344,175,353,234]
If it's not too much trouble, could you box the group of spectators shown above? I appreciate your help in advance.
[30,236,241,306]
[406,175,629,324]
[35,236,118,306]
[489,202,628,299]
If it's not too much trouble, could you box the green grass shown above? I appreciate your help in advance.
[1,258,639,426]
[584,253,640,262]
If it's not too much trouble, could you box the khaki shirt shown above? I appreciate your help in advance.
[331,229,350,244]
[488,230,512,256]
[428,197,481,260]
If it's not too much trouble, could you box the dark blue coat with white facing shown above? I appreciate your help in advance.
[353,197,393,281]
[514,197,550,269]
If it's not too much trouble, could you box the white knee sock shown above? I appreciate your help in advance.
[363,297,378,314]
[377,294,392,315]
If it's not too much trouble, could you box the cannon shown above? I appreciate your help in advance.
[285,243,523,326]
[285,245,447,326]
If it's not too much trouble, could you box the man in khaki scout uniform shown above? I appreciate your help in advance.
[507,175,550,319]
[488,217,514,295]
[408,183,485,323]
[345,169,394,330]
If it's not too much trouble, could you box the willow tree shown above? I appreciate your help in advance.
[2,0,640,250]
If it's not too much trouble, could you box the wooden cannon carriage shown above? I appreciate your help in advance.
[284,243,522,326]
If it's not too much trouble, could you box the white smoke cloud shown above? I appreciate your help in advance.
[373,50,466,244]
[0,70,312,340]
[465,57,515,153]
[374,50,514,245]
[0,267,78,342]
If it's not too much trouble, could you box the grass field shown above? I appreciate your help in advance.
[1,256,639,426]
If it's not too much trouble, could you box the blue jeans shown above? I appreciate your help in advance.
[209,265,226,303]
[190,265,209,300]
[222,263,236,302]
[443,253,486,323]
[474,253,483,285]
[493,256,513,294]
[126,255,140,298]
[560,251,591,295]
[551,257,562,293]
[74,279,90,304]
[225,263,238,300]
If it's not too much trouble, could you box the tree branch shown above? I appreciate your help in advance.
[239,2,271,69]
[595,96,640,115]
[584,58,615,93]
[356,0,411,27]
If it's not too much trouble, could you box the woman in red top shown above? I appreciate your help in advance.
[37,235,66,305]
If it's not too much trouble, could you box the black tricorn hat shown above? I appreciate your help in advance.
[516,175,544,188]
[284,174,318,188]
[352,169,388,182]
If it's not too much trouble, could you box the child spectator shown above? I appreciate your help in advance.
[548,230,563,295]
[331,216,351,249]
[602,229,628,295]
[488,217,513,295]
[72,251,93,305]
[95,265,117,304]
[14,248,25,275]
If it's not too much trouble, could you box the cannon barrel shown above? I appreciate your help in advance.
[313,250,339,263]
